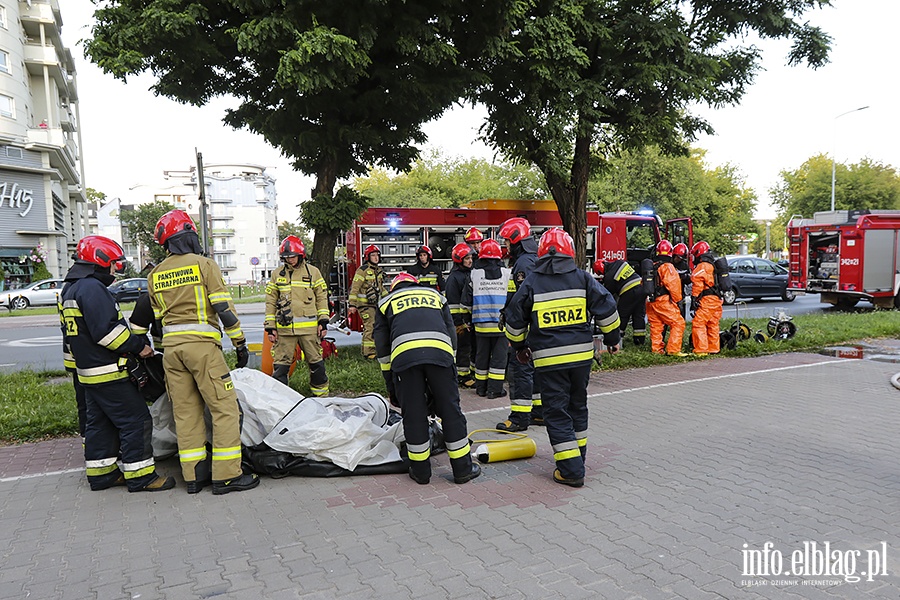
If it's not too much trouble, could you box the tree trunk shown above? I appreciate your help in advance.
[307,159,339,278]
[544,128,592,267]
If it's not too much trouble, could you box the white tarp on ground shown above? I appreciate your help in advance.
[150,368,404,471]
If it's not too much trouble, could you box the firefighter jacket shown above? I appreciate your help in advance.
[505,254,620,371]
[445,264,471,326]
[148,253,245,348]
[349,262,387,310]
[692,254,720,299]
[61,269,149,385]
[373,282,457,374]
[462,259,511,335]
[653,259,684,303]
[601,260,642,297]
[408,259,445,292]
[506,236,539,301]
[264,260,330,333]
[58,294,76,373]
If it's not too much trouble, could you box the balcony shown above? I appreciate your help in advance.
[210,228,235,237]
[213,248,236,254]
[23,43,69,93]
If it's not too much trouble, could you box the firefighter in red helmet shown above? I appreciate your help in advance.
[374,272,480,486]
[505,228,620,487]
[593,257,647,346]
[61,235,175,492]
[689,241,722,355]
[464,227,484,255]
[265,235,330,395]
[446,243,476,387]
[647,240,687,356]
[408,245,445,291]
[349,244,388,359]
[149,209,258,495]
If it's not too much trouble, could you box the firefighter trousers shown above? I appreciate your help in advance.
[273,331,328,395]
[359,307,377,358]
[474,333,508,395]
[618,287,647,344]
[691,296,723,354]
[539,363,591,481]
[394,364,473,481]
[455,327,474,379]
[83,379,157,491]
[163,342,243,483]
[506,350,542,425]
[647,297,685,355]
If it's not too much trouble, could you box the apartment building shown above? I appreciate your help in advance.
[0,0,85,289]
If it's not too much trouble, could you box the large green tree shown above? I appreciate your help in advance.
[353,151,548,208]
[119,200,175,266]
[471,0,831,263]
[771,153,900,219]
[590,146,756,254]
[85,0,478,277]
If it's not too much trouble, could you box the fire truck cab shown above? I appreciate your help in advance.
[340,199,692,293]
[787,209,900,309]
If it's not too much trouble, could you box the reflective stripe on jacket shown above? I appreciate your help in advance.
[264,261,330,332]
[373,284,456,373]
[467,264,511,335]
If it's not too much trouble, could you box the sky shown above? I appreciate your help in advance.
[61,0,898,223]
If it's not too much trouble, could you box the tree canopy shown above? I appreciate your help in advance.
[119,199,175,266]
[470,0,831,263]
[352,152,548,208]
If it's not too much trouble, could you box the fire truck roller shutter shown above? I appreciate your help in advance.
[428,234,456,259]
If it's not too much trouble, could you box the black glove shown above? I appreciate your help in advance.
[602,327,621,349]
[689,296,698,318]
[515,346,533,364]
[676,299,686,314]
[498,310,506,331]
[235,343,249,369]
[365,287,379,303]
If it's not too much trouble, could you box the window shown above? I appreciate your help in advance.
[0,50,9,74]
[0,94,12,118]
[0,7,7,30]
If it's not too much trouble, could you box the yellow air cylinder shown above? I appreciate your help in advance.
[475,437,537,464]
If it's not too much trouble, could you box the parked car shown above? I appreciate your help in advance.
[0,278,65,310]
[722,256,795,305]
[107,278,149,303]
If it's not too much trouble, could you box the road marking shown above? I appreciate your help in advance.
[6,336,61,347]
[0,363,15,367]
[0,468,82,483]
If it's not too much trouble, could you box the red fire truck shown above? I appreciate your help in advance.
[338,199,692,293]
[787,209,900,309]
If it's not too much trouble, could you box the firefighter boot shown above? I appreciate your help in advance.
[272,364,291,387]
[496,416,529,433]
[553,469,585,488]
[451,456,482,485]
[212,472,260,495]
[186,458,213,494]
[457,374,476,388]
[408,461,431,485]
[309,361,329,397]
[132,474,176,492]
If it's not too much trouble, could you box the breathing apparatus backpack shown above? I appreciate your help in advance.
[640,258,657,298]
[713,256,733,293]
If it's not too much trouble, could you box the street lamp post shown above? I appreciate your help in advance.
[830,105,869,212]
[765,221,771,260]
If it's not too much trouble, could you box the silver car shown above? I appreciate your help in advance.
[0,278,65,310]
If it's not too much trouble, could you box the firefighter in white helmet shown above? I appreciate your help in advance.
[265,235,330,395]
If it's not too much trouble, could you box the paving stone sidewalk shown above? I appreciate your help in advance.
[2,351,900,599]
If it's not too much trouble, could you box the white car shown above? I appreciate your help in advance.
[0,278,65,310]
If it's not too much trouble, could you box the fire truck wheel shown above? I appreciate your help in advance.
[894,293,900,310]
[721,289,737,305]
[835,298,859,310]
[781,289,795,302]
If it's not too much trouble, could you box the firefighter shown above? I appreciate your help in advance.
[149,209,258,495]
[408,245,445,292]
[445,243,475,388]
[497,216,541,432]
[689,240,723,355]
[505,228,620,487]
[348,244,388,359]
[264,235,330,394]
[374,272,481,486]
[461,239,510,398]
[61,235,174,492]
[58,297,86,438]
[647,240,687,356]
[464,227,484,256]
[593,258,647,346]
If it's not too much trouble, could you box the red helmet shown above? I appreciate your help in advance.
[451,243,472,264]
[416,245,432,258]
[691,241,711,258]
[77,235,126,272]
[280,235,306,259]
[390,272,418,292]
[464,227,484,243]
[364,244,381,261]
[537,228,575,258]
[592,259,605,275]
[673,242,688,258]
[154,209,197,246]
[500,246,509,260]
[479,239,502,260]
[656,240,674,257]
[498,217,531,244]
